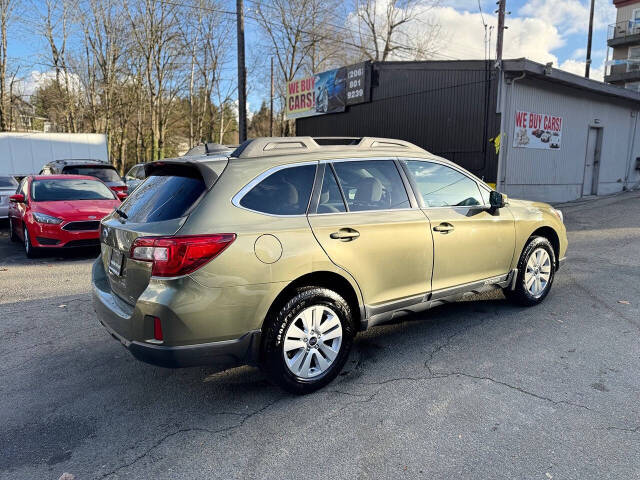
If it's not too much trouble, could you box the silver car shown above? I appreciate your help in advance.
[0,175,18,219]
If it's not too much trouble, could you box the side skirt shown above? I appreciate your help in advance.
[361,269,517,330]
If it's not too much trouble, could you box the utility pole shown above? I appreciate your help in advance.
[269,57,274,137]
[585,0,595,78]
[495,0,506,65]
[236,0,247,143]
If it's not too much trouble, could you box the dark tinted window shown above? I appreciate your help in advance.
[406,161,482,207]
[120,171,206,223]
[63,166,121,183]
[0,176,17,188]
[332,160,409,212]
[317,166,346,213]
[31,179,115,201]
[240,165,315,215]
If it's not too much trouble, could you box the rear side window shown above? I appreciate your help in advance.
[119,170,206,223]
[332,160,410,212]
[63,166,121,183]
[239,165,316,215]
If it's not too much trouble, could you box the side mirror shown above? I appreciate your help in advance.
[489,191,507,209]
[9,194,24,203]
[116,192,128,201]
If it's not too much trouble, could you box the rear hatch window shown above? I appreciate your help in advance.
[118,166,206,223]
[63,165,122,183]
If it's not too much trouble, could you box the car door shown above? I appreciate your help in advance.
[401,159,515,293]
[308,159,433,310]
[10,178,29,239]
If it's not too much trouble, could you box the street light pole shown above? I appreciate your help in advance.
[585,0,595,78]
[236,0,247,143]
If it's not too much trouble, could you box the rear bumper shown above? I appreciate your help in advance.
[92,257,262,368]
[100,316,261,368]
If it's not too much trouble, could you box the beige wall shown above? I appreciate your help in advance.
[617,2,640,23]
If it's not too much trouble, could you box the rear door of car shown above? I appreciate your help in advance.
[307,159,433,310]
[400,158,515,293]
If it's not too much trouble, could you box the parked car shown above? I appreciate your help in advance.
[93,137,567,394]
[0,175,19,219]
[8,175,124,257]
[40,159,127,195]
[123,164,146,192]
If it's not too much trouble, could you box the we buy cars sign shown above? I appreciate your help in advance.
[286,76,317,119]
[512,110,563,150]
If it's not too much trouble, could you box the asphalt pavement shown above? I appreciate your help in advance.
[1,191,639,480]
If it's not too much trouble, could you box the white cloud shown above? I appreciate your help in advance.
[558,58,605,81]
[519,0,616,34]
[13,70,81,98]
[408,6,563,64]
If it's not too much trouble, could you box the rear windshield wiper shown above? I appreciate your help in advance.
[115,208,128,220]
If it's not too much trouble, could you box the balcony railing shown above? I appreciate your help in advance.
[608,20,640,42]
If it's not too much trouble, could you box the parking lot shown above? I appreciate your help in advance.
[1,191,639,480]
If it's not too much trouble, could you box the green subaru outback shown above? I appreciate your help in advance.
[93,137,567,394]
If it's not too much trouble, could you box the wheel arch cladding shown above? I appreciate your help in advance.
[263,271,362,334]
[530,226,560,265]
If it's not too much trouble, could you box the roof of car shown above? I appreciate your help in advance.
[46,159,111,167]
[229,137,427,159]
[31,174,105,181]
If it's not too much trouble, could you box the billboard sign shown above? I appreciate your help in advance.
[513,110,562,150]
[286,62,371,119]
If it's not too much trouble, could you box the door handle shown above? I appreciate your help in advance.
[330,228,360,241]
[433,223,454,233]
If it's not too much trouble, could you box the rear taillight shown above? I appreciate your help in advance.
[110,185,128,193]
[153,316,163,341]
[129,234,236,277]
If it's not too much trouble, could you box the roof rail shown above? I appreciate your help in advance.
[230,136,426,158]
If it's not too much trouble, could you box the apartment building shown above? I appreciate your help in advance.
[606,0,640,90]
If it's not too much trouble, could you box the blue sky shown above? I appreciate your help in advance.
[6,0,618,111]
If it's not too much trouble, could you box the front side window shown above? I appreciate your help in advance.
[239,165,316,215]
[0,176,17,188]
[405,160,483,207]
[31,179,115,202]
[332,160,410,212]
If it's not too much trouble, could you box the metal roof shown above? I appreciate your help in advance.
[502,58,640,105]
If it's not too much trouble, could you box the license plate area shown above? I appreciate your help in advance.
[109,248,124,276]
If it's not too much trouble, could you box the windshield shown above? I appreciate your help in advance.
[32,179,116,202]
[62,166,121,183]
[0,176,18,188]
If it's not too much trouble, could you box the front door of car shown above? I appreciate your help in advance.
[308,160,433,309]
[402,159,515,293]
[10,178,29,239]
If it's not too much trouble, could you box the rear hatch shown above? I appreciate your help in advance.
[100,160,226,305]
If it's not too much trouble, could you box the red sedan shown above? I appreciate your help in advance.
[8,175,125,257]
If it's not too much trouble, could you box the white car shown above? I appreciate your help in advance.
[0,175,18,219]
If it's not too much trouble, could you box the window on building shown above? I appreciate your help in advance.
[626,81,640,93]
[628,46,640,72]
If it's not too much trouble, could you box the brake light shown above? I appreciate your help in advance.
[110,185,128,193]
[129,234,236,277]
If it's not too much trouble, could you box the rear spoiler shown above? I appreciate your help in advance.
[143,159,226,189]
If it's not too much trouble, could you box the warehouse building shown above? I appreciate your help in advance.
[296,59,640,203]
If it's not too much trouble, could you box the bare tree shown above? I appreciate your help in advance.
[349,0,440,62]
[0,0,17,131]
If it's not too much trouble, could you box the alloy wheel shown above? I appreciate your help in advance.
[524,247,551,297]
[282,305,343,379]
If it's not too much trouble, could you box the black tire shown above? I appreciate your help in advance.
[24,226,39,258]
[9,219,19,242]
[505,236,556,306]
[262,287,355,394]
